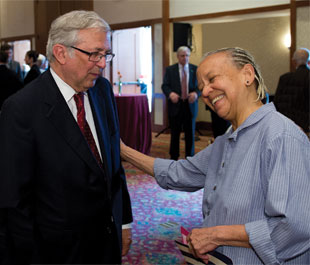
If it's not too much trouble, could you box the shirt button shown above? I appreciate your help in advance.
[222,162,225,167]
[206,210,210,216]
[213,185,217,191]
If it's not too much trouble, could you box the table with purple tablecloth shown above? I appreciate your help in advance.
[114,94,152,154]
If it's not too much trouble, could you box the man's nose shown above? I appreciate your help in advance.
[96,57,107,69]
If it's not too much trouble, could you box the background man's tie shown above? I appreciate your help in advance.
[74,93,103,168]
[181,66,188,100]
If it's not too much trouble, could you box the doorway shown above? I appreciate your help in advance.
[112,27,153,111]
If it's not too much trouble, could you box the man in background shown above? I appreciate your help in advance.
[0,10,132,264]
[0,43,23,82]
[162,46,200,160]
[274,48,310,135]
[0,51,23,110]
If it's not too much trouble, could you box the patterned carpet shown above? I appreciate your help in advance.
[122,133,213,264]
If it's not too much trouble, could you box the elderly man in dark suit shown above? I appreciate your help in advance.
[274,48,310,135]
[0,10,132,265]
[162,46,200,160]
[0,51,23,110]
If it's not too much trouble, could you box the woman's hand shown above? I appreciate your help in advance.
[187,227,219,263]
[187,225,250,263]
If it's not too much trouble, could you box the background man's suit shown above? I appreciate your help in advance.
[274,64,310,133]
[162,63,200,160]
[0,64,23,110]
[8,60,23,82]
[0,69,132,264]
[23,64,41,85]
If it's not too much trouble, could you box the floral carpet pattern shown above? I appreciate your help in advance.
[122,133,212,264]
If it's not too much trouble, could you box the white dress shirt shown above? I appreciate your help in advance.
[50,68,102,161]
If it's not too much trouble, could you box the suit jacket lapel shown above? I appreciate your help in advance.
[174,64,182,90]
[43,70,104,179]
[87,85,112,180]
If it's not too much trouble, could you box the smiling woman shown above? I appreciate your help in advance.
[120,47,310,265]
[197,47,266,130]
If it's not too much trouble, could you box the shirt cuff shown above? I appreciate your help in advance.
[122,223,132,229]
[245,220,278,264]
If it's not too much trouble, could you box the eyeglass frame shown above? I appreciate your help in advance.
[70,46,115,63]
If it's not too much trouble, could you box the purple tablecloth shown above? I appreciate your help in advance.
[115,94,152,154]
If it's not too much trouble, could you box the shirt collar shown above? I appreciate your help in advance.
[179,63,188,70]
[50,68,85,103]
[228,103,276,141]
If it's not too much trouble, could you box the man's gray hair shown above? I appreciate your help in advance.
[46,10,110,62]
[177,46,191,55]
[202,47,268,101]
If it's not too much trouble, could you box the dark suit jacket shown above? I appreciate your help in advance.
[0,69,132,264]
[24,64,41,86]
[7,60,23,82]
[274,65,310,132]
[0,64,23,110]
[162,63,200,118]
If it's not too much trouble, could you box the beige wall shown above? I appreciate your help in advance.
[297,6,310,50]
[94,0,162,25]
[0,0,34,39]
[202,16,290,93]
[169,0,289,18]
[194,16,290,122]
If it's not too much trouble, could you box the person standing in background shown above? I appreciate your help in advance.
[162,46,200,160]
[0,10,132,265]
[0,51,23,110]
[0,43,23,82]
[274,48,310,135]
[23,50,41,85]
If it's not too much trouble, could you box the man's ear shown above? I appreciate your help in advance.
[243,64,255,86]
[52,44,68,65]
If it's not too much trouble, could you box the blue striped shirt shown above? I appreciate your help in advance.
[154,103,310,264]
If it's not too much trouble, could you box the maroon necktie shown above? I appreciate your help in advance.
[181,66,188,100]
[74,93,103,168]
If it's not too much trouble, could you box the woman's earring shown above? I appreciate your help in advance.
[246,80,250,85]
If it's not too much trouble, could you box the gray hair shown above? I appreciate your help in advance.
[177,46,191,55]
[203,47,268,101]
[46,10,110,62]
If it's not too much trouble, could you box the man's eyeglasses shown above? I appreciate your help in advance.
[70,46,115,63]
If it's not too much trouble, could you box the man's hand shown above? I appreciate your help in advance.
[188,92,198,104]
[122,228,132,256]
[169,92,180,103]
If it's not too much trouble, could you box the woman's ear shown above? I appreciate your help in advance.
[243,64,255,86]
[52,44,68,65]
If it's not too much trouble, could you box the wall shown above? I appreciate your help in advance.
[0,0,34,38]
[94,0,161,24]
[194,16,290,122]
[169,0,289,18]
[202,16,290,93]
[297,6,310,49]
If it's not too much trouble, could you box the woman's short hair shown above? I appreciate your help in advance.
[203,47,268,101]
[46,10,110,62]
[26,50,39,63]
